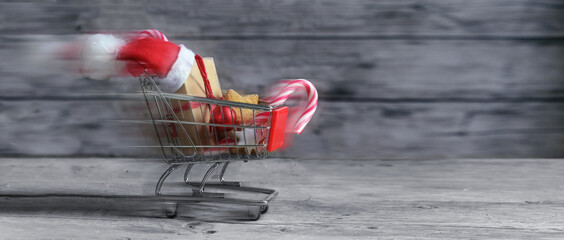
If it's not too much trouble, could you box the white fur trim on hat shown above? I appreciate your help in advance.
[154,44,194,92]
[82,34,125,80]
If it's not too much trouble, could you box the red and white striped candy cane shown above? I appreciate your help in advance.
[138,29,169,42]
[256,79,318,134]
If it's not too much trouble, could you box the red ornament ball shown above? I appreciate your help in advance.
[212,106,237,131]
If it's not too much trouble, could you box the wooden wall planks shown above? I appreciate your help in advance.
[2,0,564,37]
[290,101,564,159]
[2,99,564,158]
[3,37,564,99]
[0,0,563,158]
[0,99,151,156]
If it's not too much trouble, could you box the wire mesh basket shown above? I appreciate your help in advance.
[138,73,289,220]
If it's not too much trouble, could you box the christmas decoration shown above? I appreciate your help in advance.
[212,106,237,131]
[256,79,318,134]
[78,29,318,154]
[81,32,194,93]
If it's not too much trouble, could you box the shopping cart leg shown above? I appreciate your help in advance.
[183,162,241,187]
[218,162,242,187]
[155,164,181,196]
[194,163,220,197]
[183,163,195,184]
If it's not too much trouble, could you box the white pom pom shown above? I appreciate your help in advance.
[81,34,125,80]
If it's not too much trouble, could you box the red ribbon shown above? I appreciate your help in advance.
[195,54,216,99]
[172,54,222,113]
[170,54,229,138]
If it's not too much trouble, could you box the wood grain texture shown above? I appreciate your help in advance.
[1,0,563,38]
[288,101,564,159]
[1,1,563,158]
[3,36,564,100]
[0,99,159,156]
[2,99,564,159]
[1,158,563,239]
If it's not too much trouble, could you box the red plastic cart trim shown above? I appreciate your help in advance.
[267,106,289,152]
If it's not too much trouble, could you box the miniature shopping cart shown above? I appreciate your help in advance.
[138,73,289,220]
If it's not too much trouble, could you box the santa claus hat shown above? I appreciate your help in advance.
[81,34,125,81]
[81,32,194,93]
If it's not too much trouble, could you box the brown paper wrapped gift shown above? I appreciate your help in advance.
[171,57,223,154]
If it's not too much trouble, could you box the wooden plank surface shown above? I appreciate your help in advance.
[1,0,563,38]
[1,158,563,239]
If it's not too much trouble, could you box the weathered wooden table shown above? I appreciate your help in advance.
[1,158,562,239]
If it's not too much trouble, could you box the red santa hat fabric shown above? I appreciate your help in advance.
[81,34,194,93]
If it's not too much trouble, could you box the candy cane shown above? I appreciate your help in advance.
[256,79,318,135]
[138,29,169,42]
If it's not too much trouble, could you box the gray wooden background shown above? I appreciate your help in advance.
[1,0,564,159]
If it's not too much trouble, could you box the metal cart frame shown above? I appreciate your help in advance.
[138,73,288,220]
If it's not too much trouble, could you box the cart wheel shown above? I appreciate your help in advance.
[165,202,178,218]
[259,204,269,214]
[248,206,261,221]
